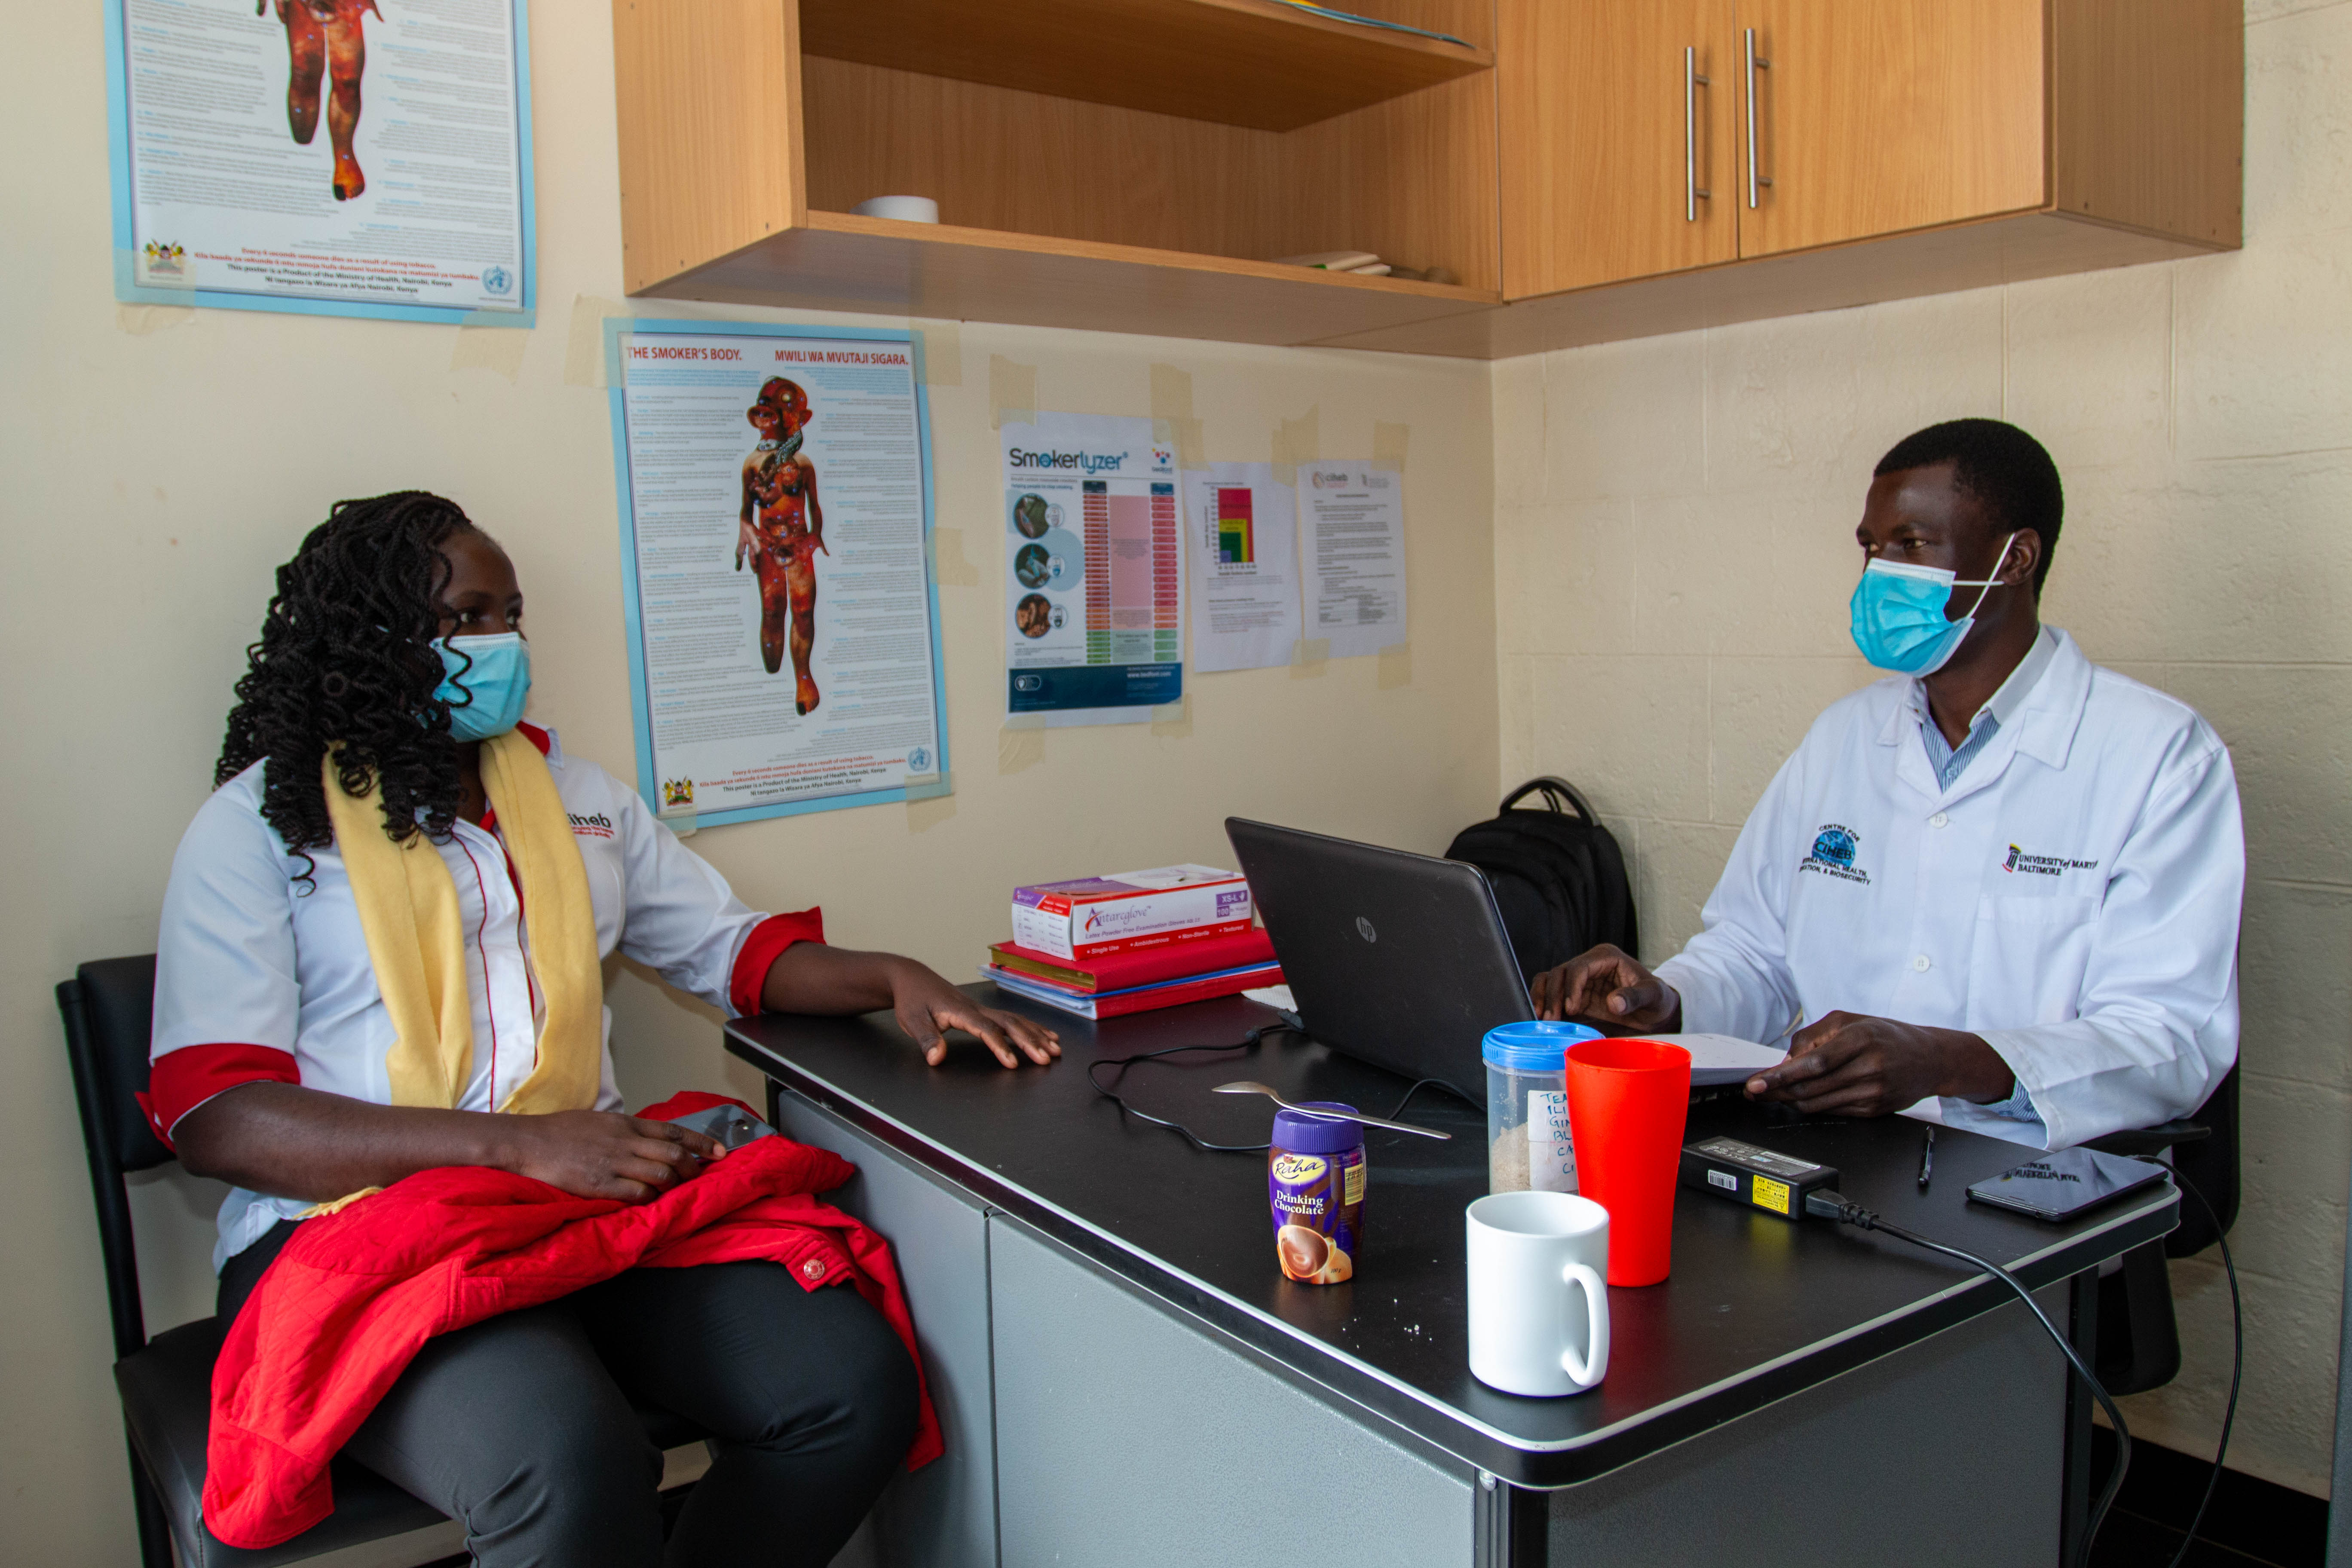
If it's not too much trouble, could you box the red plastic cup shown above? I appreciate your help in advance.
[1563,1038,1693,1286]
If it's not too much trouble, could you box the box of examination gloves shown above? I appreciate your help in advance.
[1010,864,1253,962]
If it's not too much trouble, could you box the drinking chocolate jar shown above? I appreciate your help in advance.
[1268,1102,1365,1284]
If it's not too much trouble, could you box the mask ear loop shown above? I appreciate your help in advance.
[1948,530,2022,619]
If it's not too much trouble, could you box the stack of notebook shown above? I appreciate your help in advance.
[981,927,1282,1020]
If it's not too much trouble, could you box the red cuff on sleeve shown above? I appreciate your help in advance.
[729,907,828,1018]
[138,1043,300,1150]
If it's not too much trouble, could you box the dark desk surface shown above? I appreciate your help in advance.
[725,986,2176,1487]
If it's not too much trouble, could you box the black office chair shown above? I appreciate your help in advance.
[60,954,707,1568]
[2085,1063,2241,1396]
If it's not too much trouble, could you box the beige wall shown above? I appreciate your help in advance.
[1492,0,2352,1499]
[0,2,1496,1559]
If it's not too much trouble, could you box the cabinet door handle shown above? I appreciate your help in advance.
[1686,46,1712,222]
[1745,27,1773,209]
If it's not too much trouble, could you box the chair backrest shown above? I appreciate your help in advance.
[2167,1060,2239,1258]
[58,954,170,1361]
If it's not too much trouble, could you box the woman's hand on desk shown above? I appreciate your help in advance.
[759,943,1060,1069]
[1531,945,1684,1033]
[888,963,1061,1070]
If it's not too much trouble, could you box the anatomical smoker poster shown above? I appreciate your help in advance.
[106,0,534,324]
[1002,412,1184,726]
[609,322,947,828]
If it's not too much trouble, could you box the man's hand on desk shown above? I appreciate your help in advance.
[1743,1012,2015,1116]
[1531,944,1684,1033]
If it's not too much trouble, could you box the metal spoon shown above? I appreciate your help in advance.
[1211,1081,1452,1140]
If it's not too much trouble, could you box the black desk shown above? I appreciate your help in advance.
[726,987,2174,1568]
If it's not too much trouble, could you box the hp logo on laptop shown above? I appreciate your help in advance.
[1355,916,1377,943]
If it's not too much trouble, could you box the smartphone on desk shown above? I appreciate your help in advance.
[1965,1145,2170,1223]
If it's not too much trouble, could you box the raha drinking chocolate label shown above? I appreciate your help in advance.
[1268,1143,1365,1284]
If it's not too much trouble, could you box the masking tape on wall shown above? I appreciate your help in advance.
[914,321,963,387]
[989,355,1037,430]
[1377,641,1413,689]
[565,294,627,388]
[1289,637,1331,679]
[451,323,529,381]
[657,805,698,839]
[1373,420,1411,472]
[998,719,1046,775]
[116,302,196,336]
[1150,364,1195,422]
[1150,694,1193,738]
[929,526,980,587]
[901,768,954,830]
[1272,405,1320,488]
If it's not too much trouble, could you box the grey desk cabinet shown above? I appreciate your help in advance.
[766,1086,998,1568]
[988,1213,1474,1568]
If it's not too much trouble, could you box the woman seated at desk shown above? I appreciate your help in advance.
[150,491,1059,1567]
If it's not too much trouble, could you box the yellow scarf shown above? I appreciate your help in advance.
[321,730,604,1121]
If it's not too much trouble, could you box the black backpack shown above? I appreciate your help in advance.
[1445,778,1639,982]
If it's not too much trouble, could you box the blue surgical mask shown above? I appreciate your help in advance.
[434,632,531,741]
[1848,533,2019,676]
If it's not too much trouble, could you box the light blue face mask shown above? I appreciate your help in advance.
[1848,532,2019,677]
[434,632,531,741]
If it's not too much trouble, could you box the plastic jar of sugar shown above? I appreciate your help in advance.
[1484,1021,1602,1194]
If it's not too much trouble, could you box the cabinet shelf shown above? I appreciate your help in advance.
[798,0,1493,132]
[637,210,1501,348]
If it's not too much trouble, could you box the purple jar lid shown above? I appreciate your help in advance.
[1272,1101,1363,1153]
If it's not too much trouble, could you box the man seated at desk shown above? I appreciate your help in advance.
[1533,419,2243,1151]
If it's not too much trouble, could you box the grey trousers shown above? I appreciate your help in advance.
[220,1221,920,1568]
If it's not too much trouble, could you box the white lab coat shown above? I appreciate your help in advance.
[1655,629,2242,1152]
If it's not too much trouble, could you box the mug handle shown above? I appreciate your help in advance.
[1559,1261,1610,1388]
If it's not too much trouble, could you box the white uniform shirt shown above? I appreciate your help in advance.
[1655,628,2242,1151]
[150,726,805,1268]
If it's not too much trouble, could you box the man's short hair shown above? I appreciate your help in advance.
[1875,419,2064,595]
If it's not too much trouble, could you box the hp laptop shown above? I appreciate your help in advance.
[1225,818,1534,1102]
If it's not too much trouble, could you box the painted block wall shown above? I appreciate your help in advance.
[0,3,1495,1560]
[1491,0,2352,1498]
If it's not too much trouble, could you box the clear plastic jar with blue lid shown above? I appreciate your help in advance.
[1483,1020,1602,1194]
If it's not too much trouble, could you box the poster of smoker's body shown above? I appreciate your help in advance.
[105,0,534,323]
[608,322,947,829]
[1002,413,1183,726]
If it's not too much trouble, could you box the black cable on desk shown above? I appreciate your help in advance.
[1802,1188,2128,1568]
[1085,1026,1465,1152]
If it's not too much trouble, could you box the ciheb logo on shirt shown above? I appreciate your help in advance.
[1801,824,1871,886]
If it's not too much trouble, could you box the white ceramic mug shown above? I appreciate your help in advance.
[1466,1190,1611,1396]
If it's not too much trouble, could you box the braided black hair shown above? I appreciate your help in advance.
[217,492,481,879]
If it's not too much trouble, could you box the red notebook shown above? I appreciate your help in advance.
[987,928,1278,994]
[982,962,1285,1020]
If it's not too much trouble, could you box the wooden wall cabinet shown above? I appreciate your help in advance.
[613,0,2242,360]
[1357,0,2243,358]
[612,0,1505,348]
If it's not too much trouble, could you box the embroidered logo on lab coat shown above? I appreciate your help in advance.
[1801,825,1871,885]
[2003,844,2100,877]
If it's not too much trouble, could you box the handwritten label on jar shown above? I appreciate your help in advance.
[1528,1090,1577,1193]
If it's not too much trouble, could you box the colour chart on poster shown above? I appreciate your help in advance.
[1002,412,1183,726]
[106,0,534,324]
[609,322,946,828]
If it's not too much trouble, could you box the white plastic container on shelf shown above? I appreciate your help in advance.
[1483,1020,1601,1194]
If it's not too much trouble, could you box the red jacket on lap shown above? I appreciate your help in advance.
[203,1093,942,1549]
